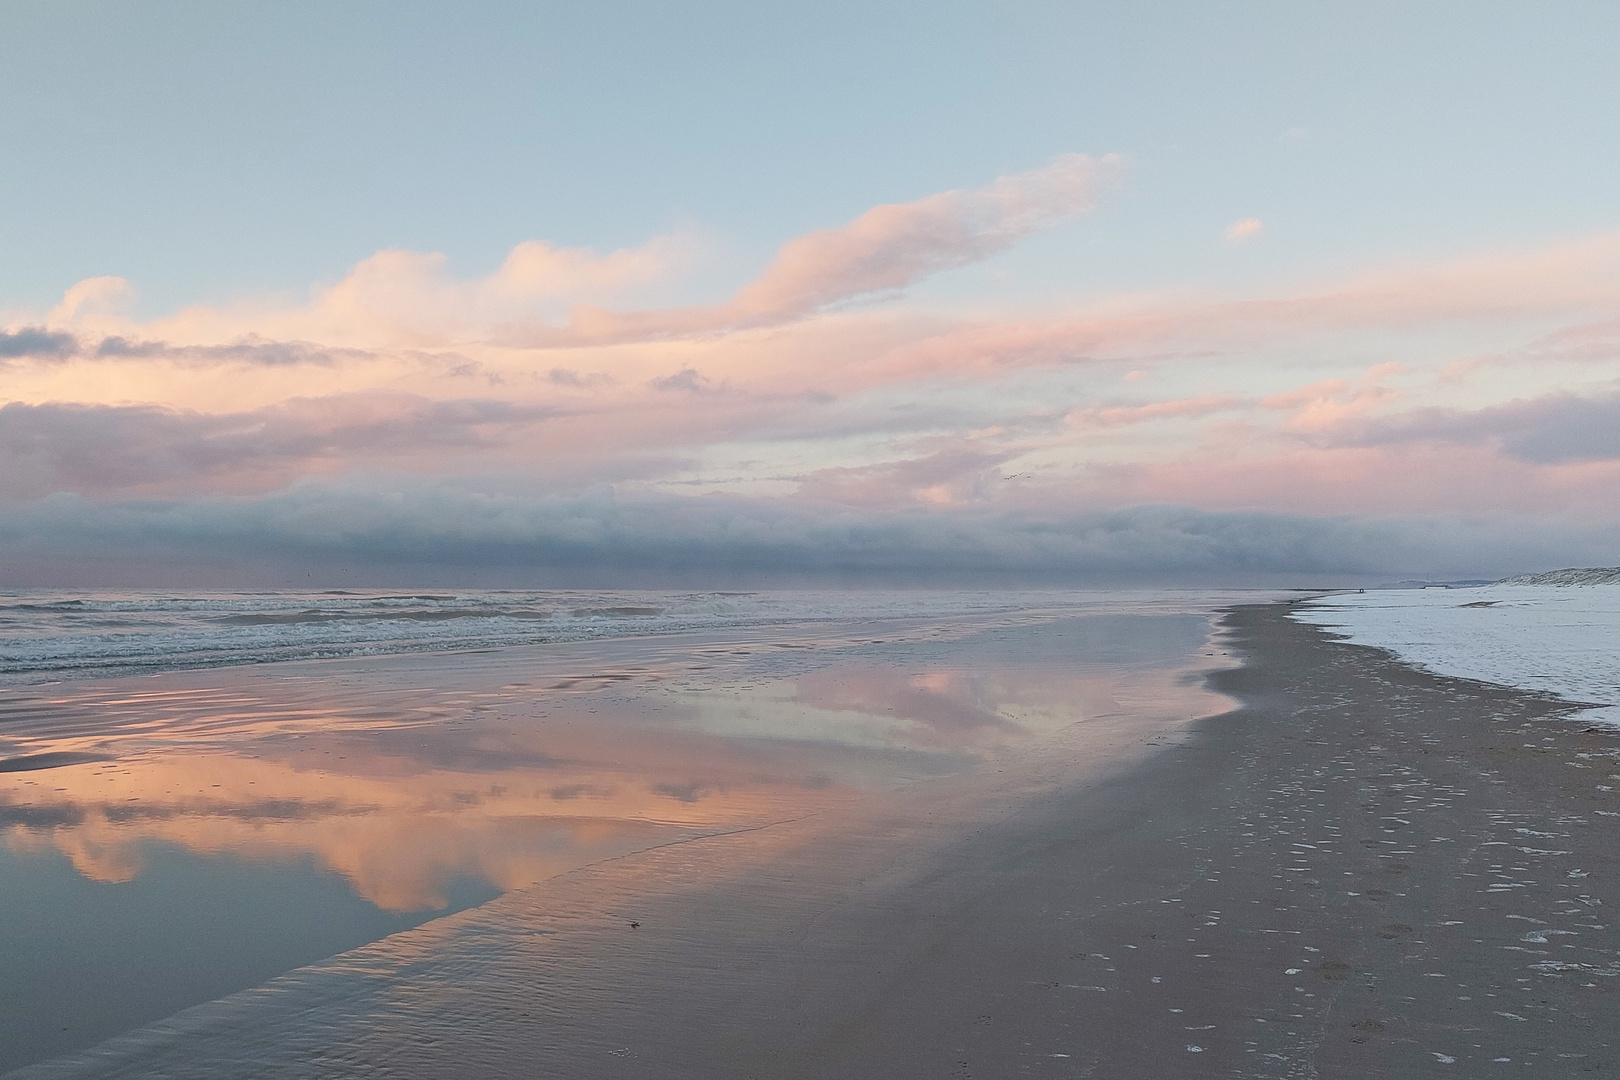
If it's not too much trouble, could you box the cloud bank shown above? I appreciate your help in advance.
[1,484,1598,587]
[732,153,1117,320]
[1337,389,1620,464]
[0,396,551,498]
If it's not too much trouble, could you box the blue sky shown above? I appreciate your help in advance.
[5,1,1615,311]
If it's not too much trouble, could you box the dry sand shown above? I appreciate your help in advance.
[15,601,1618,1078]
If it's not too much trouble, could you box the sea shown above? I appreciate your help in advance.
[0,587,1221,686]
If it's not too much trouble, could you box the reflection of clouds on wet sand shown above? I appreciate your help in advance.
[791,668,1021,750]
[0,613,1232,915]
[0,710,856,911]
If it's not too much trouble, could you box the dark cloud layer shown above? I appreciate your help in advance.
[0,483,1603,587]
[0,329,374,367]
[1339,390,1620,463]
[0,396,552,498]
[93,335,375,366]
[0,327,77,359]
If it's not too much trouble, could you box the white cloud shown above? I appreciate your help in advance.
[1224,218,1265,242]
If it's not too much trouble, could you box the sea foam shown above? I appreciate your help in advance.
[0,587,1245,685]
[1293,573,1620,726]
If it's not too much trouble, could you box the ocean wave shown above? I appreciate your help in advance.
[216,608,559,626]
[0,588,1219,685]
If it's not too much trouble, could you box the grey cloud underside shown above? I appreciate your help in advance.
[0,397,553,497]
[0,484,1602,585]
[651,367,710,393]
[94,335,377,366]
[0,327,77,359]
[0,329,376,366]
[795,448,1022,503]
[1339,390,1620,463]
[0,389,1055,501]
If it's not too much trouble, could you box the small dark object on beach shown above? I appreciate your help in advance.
[630,921,640,929]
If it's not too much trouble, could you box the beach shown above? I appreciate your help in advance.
[4,598,1617,1077]
[8,6,1619,1076]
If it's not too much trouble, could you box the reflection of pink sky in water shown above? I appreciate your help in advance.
[0,693,863,911]
[793,668,1021,750]
[0,615,1233,912]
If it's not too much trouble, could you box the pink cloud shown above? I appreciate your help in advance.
[794,447,1017,507]
[1224,218,1264,242]
[1066,394,1247,428]
[513,153,1121,345]
[1257,365,1405,433]
[1088,442,1620,518]
[9,176,1620,552]
[1521,316,1620,363]
[732,153,1119,319]
[0,394,553,498]
[863,233,1620,382]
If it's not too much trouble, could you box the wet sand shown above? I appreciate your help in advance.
[13,601,1620,1078]
[812,599,1620,1078]
[2,605,1223,1075]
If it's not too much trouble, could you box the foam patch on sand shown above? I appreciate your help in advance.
[1293,581,1620,726]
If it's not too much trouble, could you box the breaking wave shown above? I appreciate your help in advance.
[0,588,1122,684]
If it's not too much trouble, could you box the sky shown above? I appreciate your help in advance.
[2,0,1619,586]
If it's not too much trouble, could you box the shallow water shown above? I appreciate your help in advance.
[0,591,1252,1076]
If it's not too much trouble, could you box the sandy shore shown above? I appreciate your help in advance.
[14,601,1619,1078]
